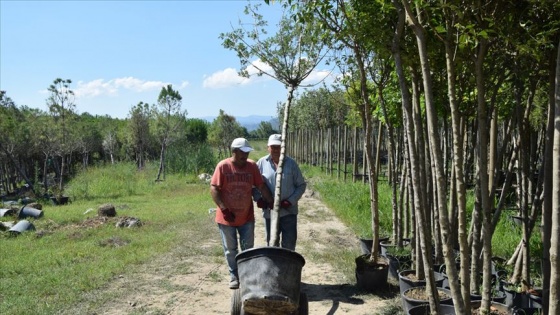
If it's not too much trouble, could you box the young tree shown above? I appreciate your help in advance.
[221,2,327,246]
[154,84,186,182]
[0,91,35,193]
[278,87,350,130]
[128,102,151,170]
[46,78,77,199]
[549,37,560,315]
[251,121,278,139]
[185,118,209,144]
[75,113,102,170]
[207,110,246,158]
[102,131,118,165]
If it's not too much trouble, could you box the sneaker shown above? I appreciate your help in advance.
[229,276,239,289]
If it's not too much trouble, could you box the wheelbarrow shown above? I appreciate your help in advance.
[230,246,308,315]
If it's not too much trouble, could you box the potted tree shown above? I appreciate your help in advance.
[50,185,69,205]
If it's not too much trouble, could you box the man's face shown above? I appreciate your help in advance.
[232,149,250,166]
[268,145,281,161]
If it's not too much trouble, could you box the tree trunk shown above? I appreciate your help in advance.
[443,33,470,308]
[547,38,560,315]
[352,45,380,261]
[380,88,401,246]
[155,142,166,182]
[58,154,65,198]
[270,85,296,247]
[540,38,558,315]
[393,1,438,312]
[474,39,494,312]
[0,141,35,194]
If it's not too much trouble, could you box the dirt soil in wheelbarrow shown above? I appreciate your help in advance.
[61,189,396,314]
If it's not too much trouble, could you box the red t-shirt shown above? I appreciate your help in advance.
[211,158,264,226]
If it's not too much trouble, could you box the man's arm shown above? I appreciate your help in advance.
[256,182,274,205]
[210,185,226,210]
[283,159,307,205]
[291,162,307,202]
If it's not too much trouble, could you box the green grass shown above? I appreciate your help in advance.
[0,163,216,315]
[302,165,543,278]
[65,163,155,200]
[248,139,269,159]
[301,164,393,239]
[0,160,544,314]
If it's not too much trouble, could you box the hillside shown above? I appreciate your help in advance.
[197,115,279,131]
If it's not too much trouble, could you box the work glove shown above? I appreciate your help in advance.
[256,198,269,209]
[280,200,292,208]
[221,208,236,222]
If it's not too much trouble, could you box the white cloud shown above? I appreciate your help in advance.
[204,59,338,89]
[74,79,119,97]
[73,77,189,98]
[203,59,275,89]
[246,59,274,76]
[301,69,337,86]
[177,81,190,89]
[113,77,167,92]
[203,68,251,88]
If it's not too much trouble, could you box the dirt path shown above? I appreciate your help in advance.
[77,189,394,315]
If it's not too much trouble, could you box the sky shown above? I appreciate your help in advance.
[0,0,334,120]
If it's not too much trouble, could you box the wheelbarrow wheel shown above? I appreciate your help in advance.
[297,292,308,315]
[231,288,243,315]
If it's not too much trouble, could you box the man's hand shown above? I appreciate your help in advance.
[256,198,268,209]
[280,200,292,208]
[221,208,236,222]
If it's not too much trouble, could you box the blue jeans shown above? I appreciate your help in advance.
[265,214,297,250]
[218,221,255,278]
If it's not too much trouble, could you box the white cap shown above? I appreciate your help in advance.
[231,138,253,152]
[267,134,282,146]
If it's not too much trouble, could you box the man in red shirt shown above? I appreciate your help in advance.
[210,138,273,289]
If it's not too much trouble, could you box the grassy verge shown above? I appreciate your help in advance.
[302,165,543,282]
[301,164,393,239]
[0,163,215,315]
[0,157,543,314]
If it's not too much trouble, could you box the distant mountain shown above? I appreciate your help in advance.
[197,115,279,131]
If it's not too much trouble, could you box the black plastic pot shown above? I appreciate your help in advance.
[470,301,510,314]
[235,247,305,315]
[359,238,374,255]
[512,307,544,315]
[379,239,410,256]
[359,236,389,255]
[398,269,445,295]
[511,215,532,226]
[401,286,452,313]
[355,254,389,292]
[0,208,15,217]
[407,304,456,315]
[8,220,35,234]
[385,254,401,280]
[50,196,69,205]
[528,289,542,308]
[18,205,43,219]
[503,285,530,309]
[470,290,507,304]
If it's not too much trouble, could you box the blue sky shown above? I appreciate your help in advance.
[1,0,333,119]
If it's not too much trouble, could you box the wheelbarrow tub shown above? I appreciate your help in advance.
[231,289,308,315]
[236,247,306,314]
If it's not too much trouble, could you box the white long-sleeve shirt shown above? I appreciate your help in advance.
[254,154,307,219]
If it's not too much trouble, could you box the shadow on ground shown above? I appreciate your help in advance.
[301,281,400,314]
